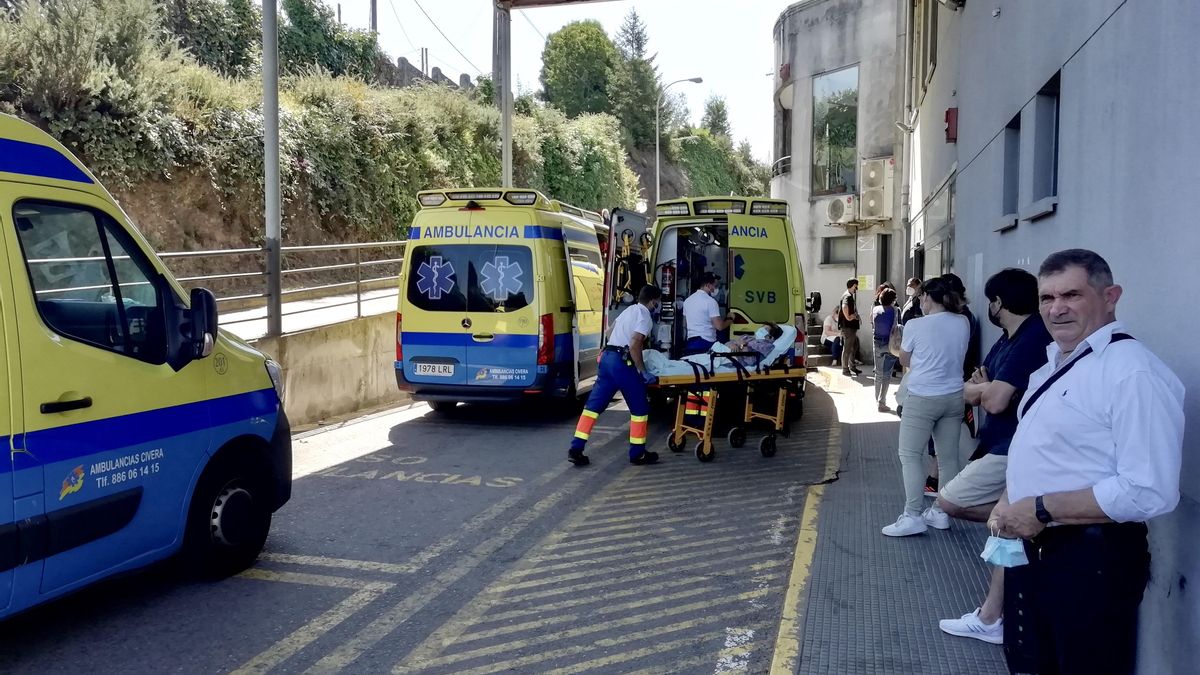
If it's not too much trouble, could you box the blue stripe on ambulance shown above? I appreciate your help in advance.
[405,225,563,241]
[0,138,94,184]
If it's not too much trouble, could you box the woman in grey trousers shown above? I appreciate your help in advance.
[882,277,970,537]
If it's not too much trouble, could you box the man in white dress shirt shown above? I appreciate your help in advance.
[989,249,1185,674]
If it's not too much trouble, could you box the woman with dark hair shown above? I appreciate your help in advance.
[882,276,971,537]
[900,277,924,325]
[871,288,900,411]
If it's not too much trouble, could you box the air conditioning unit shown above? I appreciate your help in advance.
[825,195,856,225]
[859,156,895,221]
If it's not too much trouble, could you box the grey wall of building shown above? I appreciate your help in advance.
[943,2,1199,670]
[770,0,904,316]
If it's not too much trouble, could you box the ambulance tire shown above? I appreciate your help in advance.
[184,452,273,579]
[428,400,459,414]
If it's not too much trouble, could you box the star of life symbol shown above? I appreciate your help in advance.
[417,256,456,300]
[480,257,524,302]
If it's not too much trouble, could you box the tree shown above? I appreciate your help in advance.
[614,8,649,60]
[279,0,382,79]
[608,9,659,148]
[539,20,618,118]
[702,95,731,138]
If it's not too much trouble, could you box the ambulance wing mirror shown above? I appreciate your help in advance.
[806,291,822,314]
[189,287,218,359]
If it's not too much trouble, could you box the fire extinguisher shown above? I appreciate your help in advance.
[660,262,675,298]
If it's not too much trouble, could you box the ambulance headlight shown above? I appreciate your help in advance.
[265,359,285,404]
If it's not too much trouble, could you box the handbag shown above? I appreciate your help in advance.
[887,310,902,354]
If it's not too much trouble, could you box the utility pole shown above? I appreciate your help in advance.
[421,48,429,77]
[262,0,282,337]
[337,3,341,24]
[369,0,377,32]
[493,3,513,187]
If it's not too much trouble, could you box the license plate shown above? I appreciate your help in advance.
[415,363,454,377]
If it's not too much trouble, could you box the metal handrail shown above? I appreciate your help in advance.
[772,155,793,177]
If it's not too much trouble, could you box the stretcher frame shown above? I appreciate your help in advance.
[652,352,806,462]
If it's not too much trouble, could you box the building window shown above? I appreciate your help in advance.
[811,65,859,196]
[920,0,938,87]
[1032,72,1060,201]
[1000,114,1020,223]
[821,236,856,265]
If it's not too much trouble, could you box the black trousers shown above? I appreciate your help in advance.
[1003,522,1149,675]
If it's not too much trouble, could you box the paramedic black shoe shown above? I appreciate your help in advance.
[568,450,590,467]
[629,451,660,465]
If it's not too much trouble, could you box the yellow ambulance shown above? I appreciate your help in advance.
[635,197,809,364]
[0,113,290,618]
[395,189,609,410]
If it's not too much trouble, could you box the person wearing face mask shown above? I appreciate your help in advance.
[989,250,1184,675]
[681,272,732,356]
[934,268,1050,646]
[569,285,663,467]
[900,277,924,325]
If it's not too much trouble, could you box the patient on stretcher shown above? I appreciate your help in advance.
[644,322,797,378]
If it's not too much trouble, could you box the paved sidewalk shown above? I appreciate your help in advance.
[797,368,1008,675]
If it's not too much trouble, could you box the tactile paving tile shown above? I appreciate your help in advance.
[797,421,1009,675]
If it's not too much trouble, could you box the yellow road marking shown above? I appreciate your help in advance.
[570,494,782,531]
[769,485,826,674]
[231,571,393,674]
[516,527,748,575]
[258,553,413,575]
[441,609,764,675]
[503,552,786,604]
[483,572,784,625]
[541,526,677,551]
[303,450,623,674]
[492,538,777,595]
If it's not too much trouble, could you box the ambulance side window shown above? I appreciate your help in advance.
[12,200,167,364]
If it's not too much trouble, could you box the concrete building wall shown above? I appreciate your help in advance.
[770,0,905,317]
[913,1,1199,671]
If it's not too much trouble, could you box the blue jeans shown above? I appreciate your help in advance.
[873,340,898,404]
[683,336,715,356]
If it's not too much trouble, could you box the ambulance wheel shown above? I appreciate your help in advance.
[727,427,747,449]
[184,454,272,579]
[759,435,778,458]
[667,434,685,453]
[696,441,715,463]
[429,400,458,413]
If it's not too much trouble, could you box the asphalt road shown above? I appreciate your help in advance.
[0,385,841,674]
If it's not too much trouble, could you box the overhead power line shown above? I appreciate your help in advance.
[519,10,547,41]
[410,0,483,75]
[384,0,416,52]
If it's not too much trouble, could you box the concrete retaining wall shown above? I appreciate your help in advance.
[250,312,406,427]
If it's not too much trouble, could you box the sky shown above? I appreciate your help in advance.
[327,0,793,161]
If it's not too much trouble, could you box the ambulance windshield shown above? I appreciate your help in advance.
[407,244,534,313]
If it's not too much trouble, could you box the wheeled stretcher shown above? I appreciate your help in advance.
[646,326,806,462]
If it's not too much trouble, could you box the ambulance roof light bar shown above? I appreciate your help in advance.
[750,200,789,216]
[694,199,747,215]
[656,202,690,217]
[418,192,446,207]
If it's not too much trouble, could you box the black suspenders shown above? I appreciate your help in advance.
[1020,333,1134,417]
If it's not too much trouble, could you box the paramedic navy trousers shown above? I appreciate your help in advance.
[571,350,650,458]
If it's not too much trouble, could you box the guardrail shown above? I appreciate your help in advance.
[160,241,405,333]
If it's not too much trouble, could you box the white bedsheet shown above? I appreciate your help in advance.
[645,325,798,378]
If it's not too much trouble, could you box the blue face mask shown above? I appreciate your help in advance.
[980,535,1029,568]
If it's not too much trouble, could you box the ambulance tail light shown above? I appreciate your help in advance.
[537,314,554,365]
[395,313,403,361]
[793,312,807,367]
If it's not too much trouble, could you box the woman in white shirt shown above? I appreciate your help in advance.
[882,276,970,537]
[820,313,842,365]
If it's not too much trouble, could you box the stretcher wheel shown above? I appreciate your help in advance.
[759,435,777,458]
[727,427,746,448]
[667,434,685,453]
[779,422,791,439]
[696,441,715,463]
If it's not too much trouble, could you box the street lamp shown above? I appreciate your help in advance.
[656,76,703,205]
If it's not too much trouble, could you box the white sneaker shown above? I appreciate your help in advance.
[939,608,1004,644]
[881,513,928,537]
[923,506,950,530]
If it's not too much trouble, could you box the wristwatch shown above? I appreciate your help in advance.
[1035,495,1054,524]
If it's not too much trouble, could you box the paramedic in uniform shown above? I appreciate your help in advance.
[569,285,663,467]
[682,272,732,356]
[989,249,1184,675]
